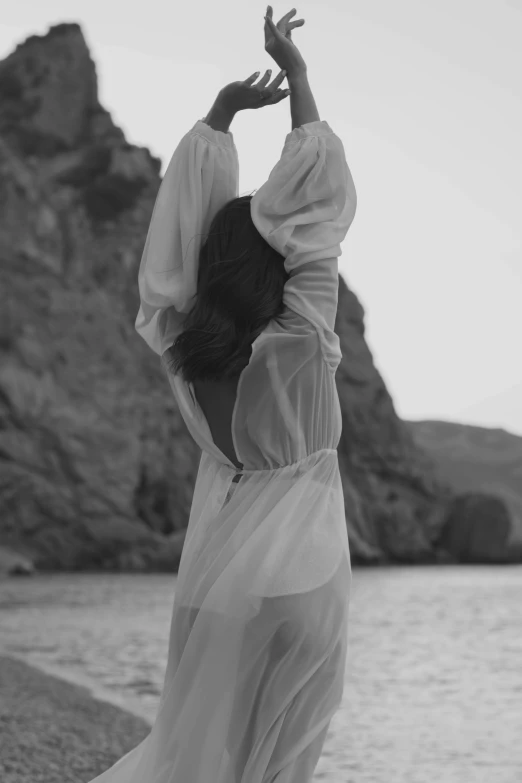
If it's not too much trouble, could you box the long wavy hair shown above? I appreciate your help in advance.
[163,194,290,384]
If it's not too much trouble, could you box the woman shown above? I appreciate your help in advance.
[89,6,357,782]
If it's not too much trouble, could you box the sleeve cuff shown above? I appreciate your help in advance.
[284,120,334,147]
[191,118,236,149]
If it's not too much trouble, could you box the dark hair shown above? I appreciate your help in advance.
[163,194,289,384]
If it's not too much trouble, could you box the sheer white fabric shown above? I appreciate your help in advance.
[89,118,357,783]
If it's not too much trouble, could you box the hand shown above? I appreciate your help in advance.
[264,5,307,77]
[219,69,291,113]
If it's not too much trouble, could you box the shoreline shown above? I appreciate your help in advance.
[0,654,152,783]
[7,652,158,727]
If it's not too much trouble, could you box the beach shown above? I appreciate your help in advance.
[0,655,151,783]
[2,567,521,782]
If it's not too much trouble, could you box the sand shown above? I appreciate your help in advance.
[0,654,151,783]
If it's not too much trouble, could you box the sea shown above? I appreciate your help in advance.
[1,565,521,783]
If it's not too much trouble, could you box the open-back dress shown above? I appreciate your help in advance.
[88,116,357,783]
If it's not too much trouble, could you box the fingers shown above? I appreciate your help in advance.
[257,69,273,88]
[279,8,297,23]
[255,68,287,89]
[266,89,290,105]
[265,8,304,38]
[246,70,261,83]
[271,69,287,87]
[267,5,299,24]
[264,14,277,34]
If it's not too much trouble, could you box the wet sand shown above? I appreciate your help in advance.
[0,654,151,783]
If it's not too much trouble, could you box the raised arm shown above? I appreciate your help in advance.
[288,70,319,130]
[134,119,239,357]
[135,69,293,358]
[263,6,319,130]
[255,7,357,376]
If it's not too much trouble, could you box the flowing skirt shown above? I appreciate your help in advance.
[88,452,351,782]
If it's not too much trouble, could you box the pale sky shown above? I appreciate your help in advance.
[2,0,521,435]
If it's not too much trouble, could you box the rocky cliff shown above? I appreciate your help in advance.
[1,23,518,573]
[406,420,522,563]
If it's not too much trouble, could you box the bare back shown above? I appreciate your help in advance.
[192,379,244,473]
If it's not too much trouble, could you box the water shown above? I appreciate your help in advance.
[1,566,521,782]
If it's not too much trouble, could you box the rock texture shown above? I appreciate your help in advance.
[0,23,187,573]
[0,545,35,576]
[406,419,522,563]
[436,493,520,564]
[333,284,454,563]
[1,23,515,572]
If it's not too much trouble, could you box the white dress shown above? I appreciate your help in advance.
[88,117,357,783]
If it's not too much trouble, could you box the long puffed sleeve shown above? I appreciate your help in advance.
[250,120,356,370]
[135,119,239,356]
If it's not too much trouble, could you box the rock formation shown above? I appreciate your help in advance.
[407,419,522,562]
[436,493,519,564]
